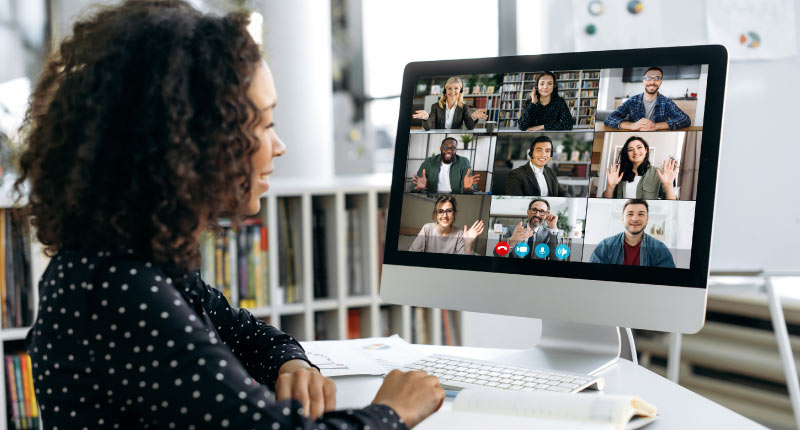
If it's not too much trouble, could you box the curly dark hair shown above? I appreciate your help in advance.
[617,135,651,182]
[15,0,263,273]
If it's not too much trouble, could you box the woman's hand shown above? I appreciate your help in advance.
[412,110,430,120]
[372,369,445,429]
[657,158,679,187]
[276,360,337,420]
[471,108,488,120]
[529,91,538,104]
[463,220,485,253]
[463,220,485,240]
[606,163,624,188]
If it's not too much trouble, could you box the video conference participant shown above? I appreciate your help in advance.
[603,136,678,200]
[589,199,676,268]
[518,71,574,131]
[604,66,691,131]
[411,137,480,193]
[506,136,571,197]
[409,195,485,254]
[506,198,559,260]
[412,76,488,130]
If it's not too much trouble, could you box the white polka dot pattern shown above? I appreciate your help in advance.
[28,250,406,429]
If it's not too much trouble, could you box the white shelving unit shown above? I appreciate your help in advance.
[255,174,457,345]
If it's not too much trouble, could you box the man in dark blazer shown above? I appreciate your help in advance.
[505,135,571,197]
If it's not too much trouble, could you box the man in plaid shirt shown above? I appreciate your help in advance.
[604,67,691,131]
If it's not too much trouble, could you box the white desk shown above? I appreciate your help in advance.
[330,344,766,429]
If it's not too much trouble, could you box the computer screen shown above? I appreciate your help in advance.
[381,46,727,333]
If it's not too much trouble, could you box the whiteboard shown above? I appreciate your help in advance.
[537,0,800,272]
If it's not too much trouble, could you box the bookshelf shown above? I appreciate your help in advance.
[199,174,462,346]
[498,70,600,129]
[0,208,47,430]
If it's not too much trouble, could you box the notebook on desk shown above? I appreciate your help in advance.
[418,389,657,430]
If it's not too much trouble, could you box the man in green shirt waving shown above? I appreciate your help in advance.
[411,137,480,193]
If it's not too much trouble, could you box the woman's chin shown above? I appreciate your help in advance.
[245,200,262,216]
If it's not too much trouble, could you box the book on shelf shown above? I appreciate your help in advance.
[346,208,367,296]
[278,198,303,304]
[425,389,657,429]
[441,309,461,346]
[5,352,39,430]
[314,312,328,340]
[411,307,430,344]
[442,309,453,346]
[376,207,388,279]
[312,209,328,298]
[0,209,33,329]
[199,217,269,309]
[379,306,391,337]
[347,308,361,339]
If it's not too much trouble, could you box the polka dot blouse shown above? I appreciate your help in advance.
[26,249,406,430]
[517,97,574,131]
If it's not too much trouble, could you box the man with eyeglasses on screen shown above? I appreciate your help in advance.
[410,137,480,193]
[503,198,559,260]
[604,67,691,131]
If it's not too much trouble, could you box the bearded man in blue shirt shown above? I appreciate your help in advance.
[604,67,691,131]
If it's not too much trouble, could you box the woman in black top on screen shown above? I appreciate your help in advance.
[518,71,574,131]
[16,1,443,429]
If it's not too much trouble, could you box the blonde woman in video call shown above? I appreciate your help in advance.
[412,76,488,130]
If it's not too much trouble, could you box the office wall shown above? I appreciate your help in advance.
[540,0,800,272]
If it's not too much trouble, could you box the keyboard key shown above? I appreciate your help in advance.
[547,386,571,392]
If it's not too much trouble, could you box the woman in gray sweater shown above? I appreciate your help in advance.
[409,195,484,254]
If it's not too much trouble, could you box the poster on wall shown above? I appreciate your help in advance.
[571,0,664,51]
[706,0,797,61]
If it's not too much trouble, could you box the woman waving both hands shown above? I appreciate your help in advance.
[603,136,679,200]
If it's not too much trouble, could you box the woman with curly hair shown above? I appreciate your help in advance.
[16,1,443,428]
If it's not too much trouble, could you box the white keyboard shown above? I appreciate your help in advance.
[401,354,604,393]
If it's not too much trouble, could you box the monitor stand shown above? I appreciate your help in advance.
[491,319,622,376]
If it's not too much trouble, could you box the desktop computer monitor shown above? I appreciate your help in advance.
[380,46,727,350]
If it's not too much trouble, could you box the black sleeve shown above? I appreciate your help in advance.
[549,98,573,131]
[505,169,524,196]
[462,105,477,130]
[518,103,534,131]
[197,276,316,389]
[422,103,437,130]
[86,260,407,429]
